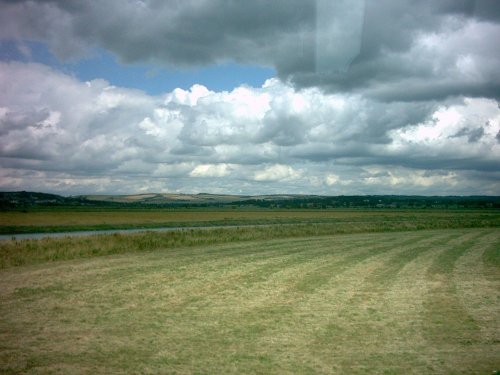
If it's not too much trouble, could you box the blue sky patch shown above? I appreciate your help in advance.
[0,40,275,94]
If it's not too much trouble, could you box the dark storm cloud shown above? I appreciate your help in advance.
[0,0,314,64]
[1,0,499,100]
[331,153,500,173]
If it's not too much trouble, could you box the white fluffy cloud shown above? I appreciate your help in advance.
[0,61,499,195]
[190,164,232,178]
[254,165,301,182]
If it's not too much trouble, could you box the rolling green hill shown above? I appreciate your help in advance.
[2,191,499,209]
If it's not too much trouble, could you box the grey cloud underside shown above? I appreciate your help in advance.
[1,0,499,100]
[328,155,500,173]
[451,126,485,143]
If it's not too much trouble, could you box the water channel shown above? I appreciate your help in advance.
[0,225,248,241]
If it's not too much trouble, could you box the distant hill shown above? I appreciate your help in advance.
[1,191,499,209]
[81,193,319,205]
[0,191,88,209]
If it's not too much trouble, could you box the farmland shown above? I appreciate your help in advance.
[1,208,499,234]
[0,211,499,373]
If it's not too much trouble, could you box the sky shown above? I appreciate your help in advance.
[0,0,499,196]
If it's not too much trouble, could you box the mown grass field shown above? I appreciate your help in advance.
[0,220,499,373]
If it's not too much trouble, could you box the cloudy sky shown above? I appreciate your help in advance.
[0,0,499,196]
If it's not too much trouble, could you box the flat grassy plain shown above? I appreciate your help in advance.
[0,211,499,373]
[1,208,499,234]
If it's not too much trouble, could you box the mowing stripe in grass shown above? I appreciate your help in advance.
[422,230,497,347]
[232,232,429,312]
[74,233,411,303]
[311,231,471,331]
[293,231,432,293]
[420,229,500,373]
[303,230,488,373]
[482,236,500,281]
[426,230,487,276]
[20,236,390,323]
[361,230,465,288]
[453,232,500,348]
[250,232,455,373]
[226,233,456,366]
[93,233,420,357]
[140,235,407,314]
[238,233,415,288]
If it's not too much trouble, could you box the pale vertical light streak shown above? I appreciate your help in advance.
[315,0,366,73]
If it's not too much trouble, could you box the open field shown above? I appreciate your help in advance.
[1,208,499,234]
[1,225,499,374]
[1,210,500,268]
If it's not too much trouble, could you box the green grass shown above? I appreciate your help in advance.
[1,211,499,269]
[1,208,499,234]
[1,226,499,374]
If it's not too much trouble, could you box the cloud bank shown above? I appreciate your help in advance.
[0,0,499,194]
[1,61,498,195]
